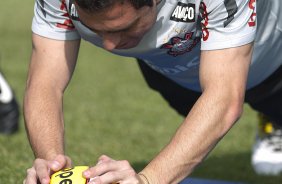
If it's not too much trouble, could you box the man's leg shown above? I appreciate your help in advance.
[246,65,282,175]
[137,59,201,117]
[0,72,19,134]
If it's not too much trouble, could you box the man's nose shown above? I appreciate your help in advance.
[102,32,121,51]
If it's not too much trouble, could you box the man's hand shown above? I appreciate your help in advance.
[24,155,72,184]
[83,155,145,184]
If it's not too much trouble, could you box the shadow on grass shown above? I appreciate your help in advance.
[132,151,282,184]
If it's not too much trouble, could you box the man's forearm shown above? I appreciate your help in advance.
[24,86,65,160]
[141,90,243,184]
[140,44,251,184]
[24,35,80,160]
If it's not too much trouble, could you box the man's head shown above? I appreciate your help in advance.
[74,0,159,50]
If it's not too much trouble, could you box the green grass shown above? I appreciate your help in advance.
[0,1,282,183]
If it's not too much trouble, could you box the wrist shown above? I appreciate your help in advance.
[138,172,150,184]
[35,149,64,160]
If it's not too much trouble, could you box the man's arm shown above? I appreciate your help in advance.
[139,43,253,183]
[81,44,254,184]
[24,34,80,183]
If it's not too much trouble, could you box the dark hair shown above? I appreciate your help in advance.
[75,0,153,12]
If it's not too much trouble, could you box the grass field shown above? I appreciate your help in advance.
[0,1,282,184]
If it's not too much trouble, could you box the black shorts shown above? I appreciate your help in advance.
[137,59,282,124]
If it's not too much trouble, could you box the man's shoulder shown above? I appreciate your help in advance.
[32,0,81,40]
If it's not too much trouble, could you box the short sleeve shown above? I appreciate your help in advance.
[200,0,256,50]
[32,0,81,40]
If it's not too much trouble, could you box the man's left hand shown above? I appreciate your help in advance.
[83,155,145,184]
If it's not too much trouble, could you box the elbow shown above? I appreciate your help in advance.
[221,96,244,134]
[227,101,243,123]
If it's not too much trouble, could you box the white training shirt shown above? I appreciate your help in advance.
[32,0,282,91]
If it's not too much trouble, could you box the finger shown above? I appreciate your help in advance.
[98,171,122,184]
[83,161,117,178]
[34,159,50,184]
[88,176,102,184]
[98,155,113,164]
[64,155,73,167]
[48,154,72,172]
[25,167,38,184]
[83,155,113,178]
[84,160,131,179]
[89,169,137,184]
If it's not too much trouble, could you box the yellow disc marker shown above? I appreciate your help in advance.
[50,166,89,184]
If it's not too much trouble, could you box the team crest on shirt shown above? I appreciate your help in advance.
[161,32,200,57]
[170,2,196,22]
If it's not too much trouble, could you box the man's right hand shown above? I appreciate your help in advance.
[24,155,72,184]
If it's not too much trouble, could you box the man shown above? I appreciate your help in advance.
[24,0,282,183]
[0,72,19,134]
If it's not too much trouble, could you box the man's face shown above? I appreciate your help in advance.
[76,0,158,51]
